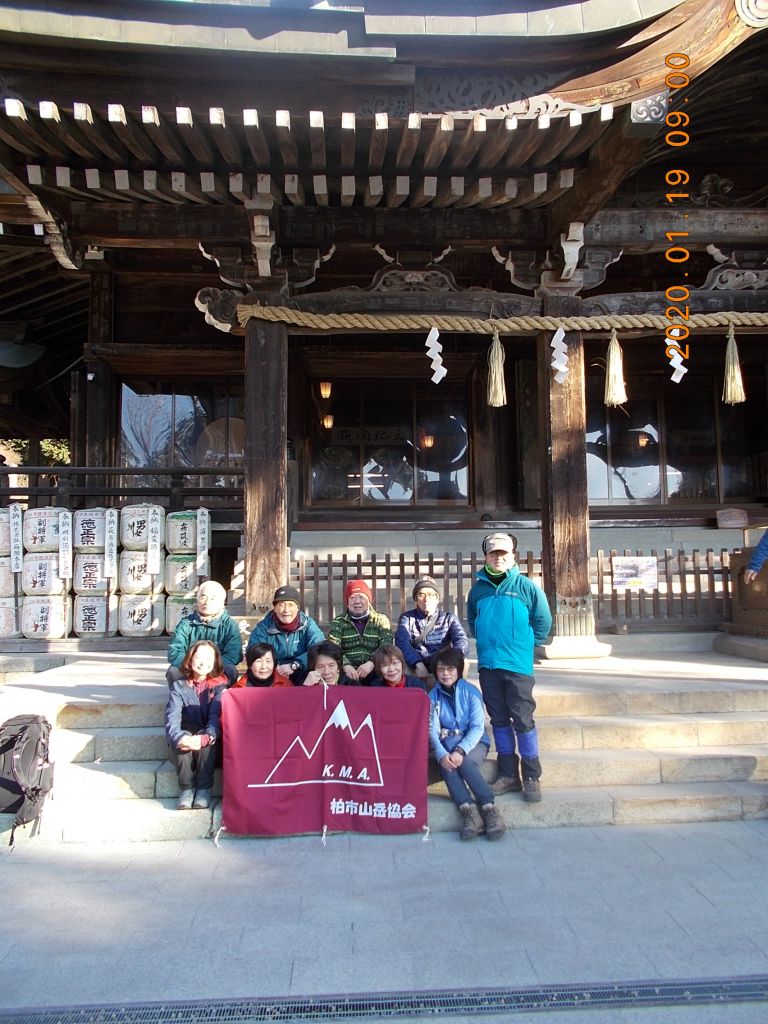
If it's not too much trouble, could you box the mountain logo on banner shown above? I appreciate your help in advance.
[248,698,384,788]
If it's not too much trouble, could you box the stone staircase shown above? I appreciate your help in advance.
[3,645,768,842]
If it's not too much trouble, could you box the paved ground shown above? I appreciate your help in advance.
[2,634,768,1021]
[2,819,768,1020]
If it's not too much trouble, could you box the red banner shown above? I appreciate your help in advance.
[221,686,429,836]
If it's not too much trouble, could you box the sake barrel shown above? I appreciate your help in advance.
[22,552,67,596]
[73,508,107,552]
[118,594,165,637]
[73,553,109,595]
[118,550,165,594]
[166,510,210,554]
[0,507,10,555]
[0,597,23,638]
[22,595,72,639]
[164,554,203,596]
[120,504,165,551]
[165,594,198,635]
[23,507,61,552]
[0,556,14,597]
[73,595,118,637]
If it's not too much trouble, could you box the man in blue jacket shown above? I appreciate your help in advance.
[744,530,768,583]
[467,533,552,803]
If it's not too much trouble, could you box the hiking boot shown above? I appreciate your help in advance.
[177,788,194,810]
[192,788,212,809]
[522,777,542,803]
[480,803,506,841]
[491,775,522,795]
[458,803,485,840]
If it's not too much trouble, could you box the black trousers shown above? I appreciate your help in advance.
[169,743,216,790]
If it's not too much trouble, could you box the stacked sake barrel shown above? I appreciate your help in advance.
[0,504,210,640]
[0,507,23,638]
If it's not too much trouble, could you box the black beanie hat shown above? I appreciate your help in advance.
[273,584,302,606]
[412,576,441,601]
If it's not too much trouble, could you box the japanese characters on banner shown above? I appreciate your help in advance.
[9,503,22,573]
[58,510,73,582]
[221,687,429,837]
[104,509,119,580]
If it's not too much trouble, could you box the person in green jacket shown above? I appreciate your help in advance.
[166,580,243,687]
[327,579,394,683]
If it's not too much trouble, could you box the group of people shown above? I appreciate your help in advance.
[163,533,553,841]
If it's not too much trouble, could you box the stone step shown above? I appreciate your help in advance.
[538,712,768,750]
[50,742,768,804]
[55,701,166,730]
[51,726,167,763]
[47,682,768,733]
[5,778,767,844]
[55,761,164,799]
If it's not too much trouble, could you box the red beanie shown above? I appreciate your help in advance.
[344,579,372,604]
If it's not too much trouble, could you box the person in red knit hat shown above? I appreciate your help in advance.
[327,579,394,683]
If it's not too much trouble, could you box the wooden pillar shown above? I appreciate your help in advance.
[536,292,610,657]
[244,317,289,612]
[85,270,114,469]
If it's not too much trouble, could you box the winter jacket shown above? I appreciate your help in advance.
[748,531,768,574]
[467,565,552,675]
[167,610,243,669]
[247,610,325,671]
[395,608,469,668]
[327,608,394,668]
[165,676,226,748]
[428,677,489,762]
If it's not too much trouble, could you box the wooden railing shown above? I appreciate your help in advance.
[0,466,244,511]
[291,548,735,631]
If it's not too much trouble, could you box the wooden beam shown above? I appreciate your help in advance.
[385,175,410,208]
[504,117,550,171]
[143,169,185,205]
[242,109,271,169]
[433,176,464,207]
[141,105,187,164]
[309,110,326,172]
[312,174,329,207]
[175,106,215,164]
[284,173,305,206]
[409,176,437,208]
[200,171,229,203]
[476,115,517,171]
[422,114,454,172]
[39,101,99,160]
[340,175,356,207]
[367,112,388,173]
[107,104,160,163]
[208,107,242,166]
[548,111,652,242]
[558,106,612,163]
[394,112,421,171]
[74,102,131,162]
[454,176,493,208]
[275,110,299,172]
[171,171,210,204]
[363,175,383,207]
[450,114,486,171]
[244,317,288,611]
[4,98,67,158]
[339,111,356,172]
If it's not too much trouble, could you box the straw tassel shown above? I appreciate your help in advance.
[722,324,746,404]
[603,328,627,407]
[487,328,507,407]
